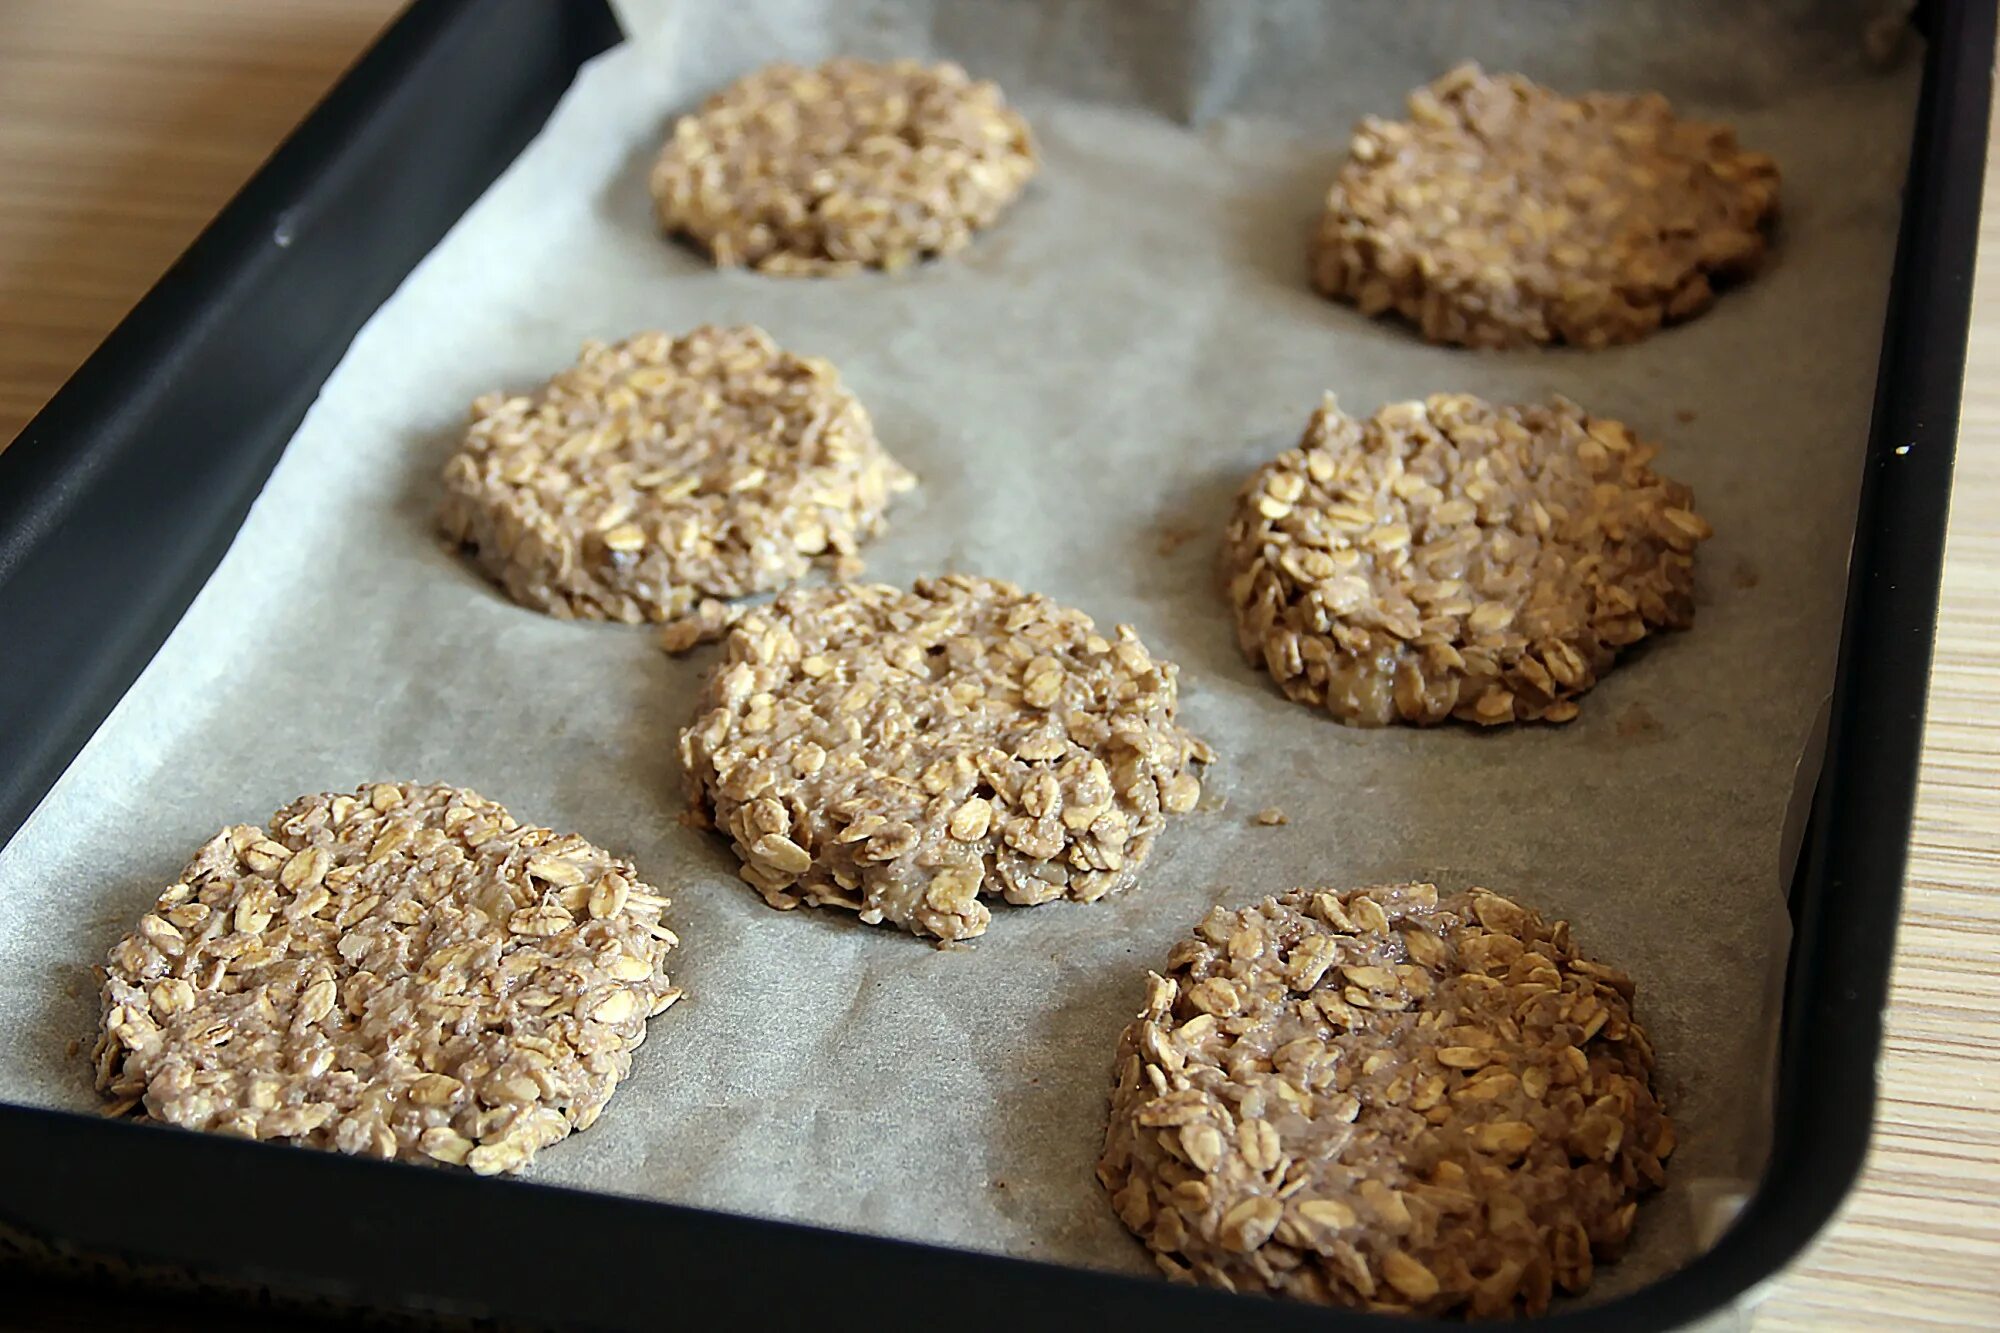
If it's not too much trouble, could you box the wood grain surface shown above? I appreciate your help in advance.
[0,2,1994,1328]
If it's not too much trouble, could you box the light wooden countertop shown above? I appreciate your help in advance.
[2,3,1994,1328]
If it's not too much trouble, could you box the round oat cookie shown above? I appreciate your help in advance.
[1223,393,1710,727]
[651,57,1037,276]
[439,326,915,623]
[1312,63,1780,349]
[679,574,1214,942]
[1097,883,1672,1317]
[92,783,683,1176]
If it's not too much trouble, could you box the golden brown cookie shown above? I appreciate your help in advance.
[93,783,682,1175]
[680,575,1213,941]
[440,326,914,623]
[1312,63,1779,348]
[1223,393,1709,726]
[1098,883,1671,1316]
[652,58,1037,276]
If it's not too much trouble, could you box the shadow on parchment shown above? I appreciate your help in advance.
[980,944,1154,1276]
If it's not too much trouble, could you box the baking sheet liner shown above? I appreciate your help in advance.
[0,0,1917,1306]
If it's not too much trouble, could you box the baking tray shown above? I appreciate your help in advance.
[0,0,1987,1327]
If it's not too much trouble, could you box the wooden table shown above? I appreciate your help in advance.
[2,3,1994,1327]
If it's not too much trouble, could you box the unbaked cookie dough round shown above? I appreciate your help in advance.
[1222,393,1710,727]
[1097,882,1671,1316]
[93,782,682,1175]
[679,574,1214,942]
[1312,63,1780,349]
[651,57,1037,276]
[440,326,914,623]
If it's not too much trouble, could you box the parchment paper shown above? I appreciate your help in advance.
[0,0,1918,1308]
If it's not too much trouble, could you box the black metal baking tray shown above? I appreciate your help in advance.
[0,0,1988,1326]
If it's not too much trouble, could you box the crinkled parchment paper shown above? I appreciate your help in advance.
[0,0,1917,1308]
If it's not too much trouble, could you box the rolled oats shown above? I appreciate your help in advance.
[92,783,683,1175]
[1097,883,1671,1316]
[1223,393,1709,726]
[1312,63,1780,349]
[659,597,751,654]
[651,58,1037,276]
[439,326,914,623]
[679,574,1214,942]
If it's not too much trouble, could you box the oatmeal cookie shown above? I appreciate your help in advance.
[680,574,1213,941]
[1098,883,1671,1316]
[1223,393,1710,726]
[1312,63,1780,348]
[440,326,914,623]
[652,57,1037,276]
[93,783,682,1175]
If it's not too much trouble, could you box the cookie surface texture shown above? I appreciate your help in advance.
[94,783,682,1175]
[1223,393,1709,727]
[1097,883,1672,1316]
[680,575,1213,941]
[440,326,914,622]
[1312,63,1779,348]
[652,57,1037,276]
